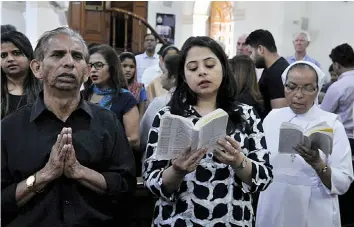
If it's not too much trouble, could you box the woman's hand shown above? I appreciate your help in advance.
[172,146,207,176]
[294,144,324,171]
[214,136,244,168]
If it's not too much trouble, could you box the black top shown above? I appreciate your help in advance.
[1,94,27,119]
[83,88,138,127]
[1,92,136,227]
[237,91,266,120]
[258,57,289,115]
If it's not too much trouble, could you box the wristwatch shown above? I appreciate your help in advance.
[233,157,248,171]
[26,174,44,193]
[26,175,36,190]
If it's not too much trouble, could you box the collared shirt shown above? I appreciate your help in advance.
[286,54,321,68]
[1,92,136,226]
[135,52,159,83]
[321,70,354,139]
[141,64,162,88]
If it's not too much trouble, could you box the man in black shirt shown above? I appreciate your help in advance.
[1,27,136,226]
[246,29,289,115]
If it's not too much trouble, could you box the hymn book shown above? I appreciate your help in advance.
[278,121,334,156]
[155,108,229,160]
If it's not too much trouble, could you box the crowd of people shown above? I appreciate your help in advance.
[1,23,353,227]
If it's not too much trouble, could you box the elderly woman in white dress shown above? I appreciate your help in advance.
[256,61,353,227]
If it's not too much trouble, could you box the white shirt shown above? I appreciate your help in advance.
[141,64,162,88]
[135,52,159,83]
[256,105,354,227]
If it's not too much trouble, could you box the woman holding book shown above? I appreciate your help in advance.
[143,36,273,226]
[256,61,354,227]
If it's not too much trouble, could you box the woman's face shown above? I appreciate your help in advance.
[184,46,223,98]
[285,67,318,114]
[161,63,175,91]
[1,42,30,77]
[89,53,110,87]
[121,58,136,81]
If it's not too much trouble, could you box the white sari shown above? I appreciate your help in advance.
[256,62,354,227]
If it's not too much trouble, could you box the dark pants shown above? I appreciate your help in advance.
[339,138,354,226]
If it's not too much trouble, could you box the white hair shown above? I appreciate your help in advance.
[293,30,310,42]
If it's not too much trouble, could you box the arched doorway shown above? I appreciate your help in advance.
[209,1,233,56]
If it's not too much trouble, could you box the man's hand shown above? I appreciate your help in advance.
[63,129,83,179]
[40,128,69,181]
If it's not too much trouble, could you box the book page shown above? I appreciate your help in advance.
[309,132,333,156]
[278,122,304,154]
[197,113,228,151]
[195,108,228,130]
[155,114,194,160]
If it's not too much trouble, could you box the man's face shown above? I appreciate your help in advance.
[293,33,309,53]
[144,35,157,52]
[249,46,266,68]
[236,35,250,56]
[32,34,88,92]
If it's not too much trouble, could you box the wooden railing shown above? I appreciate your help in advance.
[106,7,167,53]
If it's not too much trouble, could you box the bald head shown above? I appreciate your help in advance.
[236,34,250,56]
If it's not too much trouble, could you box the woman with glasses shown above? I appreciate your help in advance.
[84,44,140,150]
[1,31,41,119]
[256,61,353,227]
[119,52,148,117]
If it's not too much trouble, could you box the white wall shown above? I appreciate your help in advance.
[147,1,187,48]
[1,1,69,47]
[1,2,26,34]
[230,1,354,79]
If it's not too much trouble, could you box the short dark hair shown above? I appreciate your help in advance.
[245,29,278,53]
[329,43,354,68]
[329,64,333,72]
[157,44,170,56]
[144,33,156,40]
[168,36,245,132]
[1,24,17,33]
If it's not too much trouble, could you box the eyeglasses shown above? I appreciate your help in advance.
[285,83,317,95]
[88,62,106,70]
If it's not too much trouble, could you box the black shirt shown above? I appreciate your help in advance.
[258,57,289,115]
[1,94,27,119]
[1,92,136,226]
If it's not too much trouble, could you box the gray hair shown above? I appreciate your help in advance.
[33,26,89,62]
[293,31,310,42]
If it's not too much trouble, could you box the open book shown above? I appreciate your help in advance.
[278,121,334,156]
[155,108,229,160]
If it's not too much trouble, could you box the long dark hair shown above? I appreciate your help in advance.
[87,44,128,95]
[1,31,41,117]
[119,52,137,84]
[229,55,263,105]
[168,36,245,132]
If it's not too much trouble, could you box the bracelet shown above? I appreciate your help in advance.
[317,165,328,174]
[232,156,247,171]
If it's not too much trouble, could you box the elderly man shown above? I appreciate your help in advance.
[1,27,136,226]
[236,34,250,56]
[286,31,321,68]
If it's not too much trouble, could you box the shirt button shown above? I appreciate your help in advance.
[64,200,70,205]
